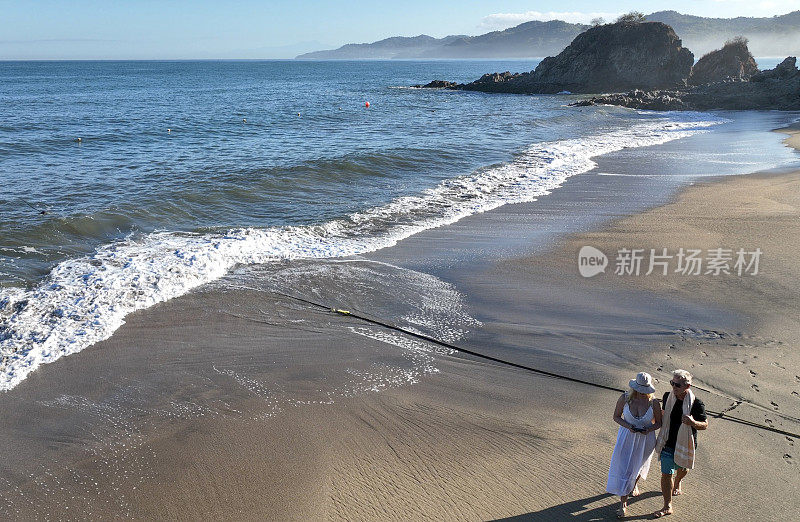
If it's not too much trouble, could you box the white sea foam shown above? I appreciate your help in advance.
[0,113,725,391]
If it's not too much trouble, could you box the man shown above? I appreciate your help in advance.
[653,369,708,518]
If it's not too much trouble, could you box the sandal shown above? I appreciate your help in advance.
[653,507,673,518]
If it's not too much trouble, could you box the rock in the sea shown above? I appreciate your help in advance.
[457,20,693,94]
[414,80,459,89]
[688,37,759,86]
[461,72,521,91]
[571,90,689,111]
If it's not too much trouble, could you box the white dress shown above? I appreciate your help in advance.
[606,401,657,496]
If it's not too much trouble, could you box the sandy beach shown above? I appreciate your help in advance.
[2,128,799,520]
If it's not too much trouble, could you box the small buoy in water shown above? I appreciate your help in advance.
[243,118,247,123]
[298,112,301,116]
[167,128,171,133]
[365,101,370,108]
[75,137,82,142]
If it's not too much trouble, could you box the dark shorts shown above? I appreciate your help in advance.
[660,448,686,475]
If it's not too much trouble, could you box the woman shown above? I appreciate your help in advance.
[607,372,662,518]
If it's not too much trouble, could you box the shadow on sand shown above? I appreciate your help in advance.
[494,491,661,521]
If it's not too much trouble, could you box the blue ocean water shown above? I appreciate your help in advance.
[0,60,798,390]
[2,59,569,286]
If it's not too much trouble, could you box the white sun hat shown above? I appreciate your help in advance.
[629,372,656,394]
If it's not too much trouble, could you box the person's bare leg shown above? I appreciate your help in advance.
[654,473,674,517]
[631,475,642,497]
[672,468,687,496]
[618,495,628,518]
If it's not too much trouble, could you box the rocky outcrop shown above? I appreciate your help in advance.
[688,38,759,86]
[413,80,459,89]
[414,20,798,112]
[752,56,798,81]
[457,72,522,92]
[455,21,693,94]
[572,57,800,111]
[571,90,691,111]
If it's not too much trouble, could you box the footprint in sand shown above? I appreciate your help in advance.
[749,370,757,377]
[771,401,779,410]
[701,351,708,357]
[765,418,774,426]
[796,375,800,383]
[786,436,794,447]
[751,384,760,392]
[791,391,799,399]
[772,362,786,370]
[784,454,793,463]
[736,359,746,365]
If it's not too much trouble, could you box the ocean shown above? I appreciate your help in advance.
[1,59,798,391]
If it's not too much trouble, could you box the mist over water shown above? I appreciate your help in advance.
[1,60,799,391]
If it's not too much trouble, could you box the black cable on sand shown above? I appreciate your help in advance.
[273,290,800,440]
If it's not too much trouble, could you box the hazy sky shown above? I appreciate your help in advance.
[2,0,799,59]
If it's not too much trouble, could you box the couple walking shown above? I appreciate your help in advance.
[606,369,708,518]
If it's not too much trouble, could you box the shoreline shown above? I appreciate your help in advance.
[1,129,799,518]
[1,108,739,394]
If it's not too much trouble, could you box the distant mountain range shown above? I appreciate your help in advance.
[296,10,800,60]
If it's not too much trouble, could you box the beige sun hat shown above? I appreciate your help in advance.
[629,372,656,394]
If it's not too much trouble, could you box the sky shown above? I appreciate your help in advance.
[1,0,799,59]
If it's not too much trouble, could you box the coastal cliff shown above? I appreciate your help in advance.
[455,21,693,94]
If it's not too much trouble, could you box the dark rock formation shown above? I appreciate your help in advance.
[413,80,459,89]
[572,57,800,111]
[688,38,759,86]
[458,72,522,92]
[752,56,797,81]
[571,90,690,111]
[455,21,693,94]
[413,20,798,112]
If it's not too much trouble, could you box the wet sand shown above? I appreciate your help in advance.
[1,130,799,519]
